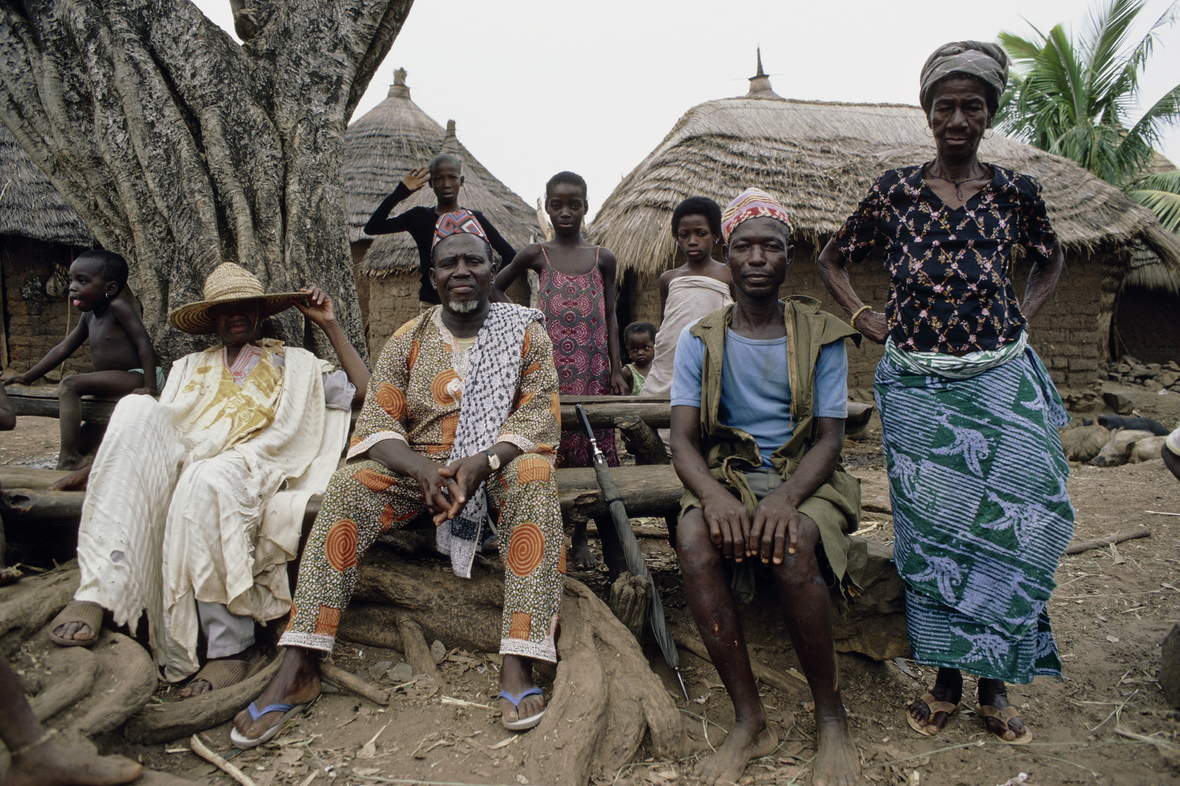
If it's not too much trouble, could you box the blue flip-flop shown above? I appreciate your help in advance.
[229,701,308,748]
[499,687,545,731]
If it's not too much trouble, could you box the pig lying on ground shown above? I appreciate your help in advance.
[1098,415,1171,436]
[1090,429,1155,467]
[1060,424,1112,463]
[1129,436,1167,464]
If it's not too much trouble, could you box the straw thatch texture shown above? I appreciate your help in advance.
[343,74,447,246]
[360,124,540,275]
[1121,241,1180,296]
[591,95,1180,281]
[0,125,95,247]
[343,73,538,276]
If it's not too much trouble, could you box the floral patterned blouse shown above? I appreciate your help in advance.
[833,163,1058,354]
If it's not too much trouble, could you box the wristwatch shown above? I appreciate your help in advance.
[483,449,501,471]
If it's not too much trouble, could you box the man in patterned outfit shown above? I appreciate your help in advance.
[234,211,565,745]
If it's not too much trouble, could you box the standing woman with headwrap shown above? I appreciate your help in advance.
[818,41,1073,745]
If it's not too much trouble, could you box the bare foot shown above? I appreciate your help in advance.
[55,453,88,472]
[697,719,777,786]
[812,715,860,786]
[908,668,962,735]
[498,654,544,726]
[0,566,20,587]
[978,679,1027,742]
[48,465,91,491]
[232,648,320,743]
[571,541,600,570]
[4,736,142,786]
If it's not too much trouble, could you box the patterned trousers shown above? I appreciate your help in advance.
[280,454,566,662]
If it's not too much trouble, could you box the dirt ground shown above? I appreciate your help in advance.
[3,384,1180,786]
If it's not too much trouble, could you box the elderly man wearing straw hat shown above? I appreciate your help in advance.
[48,263,369,698]
[233,210,564,746]
[670,189,864,786]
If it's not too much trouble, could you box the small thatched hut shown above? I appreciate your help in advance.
[592,63,1180,390]
[1,124,97,375]
[342,70,538,356]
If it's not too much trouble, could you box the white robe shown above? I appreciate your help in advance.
[74,341,350,681]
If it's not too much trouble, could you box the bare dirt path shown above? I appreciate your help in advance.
[4,407,1180,785]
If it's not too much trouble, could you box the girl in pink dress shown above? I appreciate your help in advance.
[495,171,627,568]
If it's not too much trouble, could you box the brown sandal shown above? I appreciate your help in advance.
[181,658,252,698]
[47,600,104,647]
[977,704,1033,744]
[906,692,959,737]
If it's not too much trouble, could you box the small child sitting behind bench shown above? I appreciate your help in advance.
[3,250,159,472]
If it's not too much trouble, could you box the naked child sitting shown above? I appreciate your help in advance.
[669,189,864,786]
[3,250,158,476]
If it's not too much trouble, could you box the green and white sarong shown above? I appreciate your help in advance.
[875,334,1073,683]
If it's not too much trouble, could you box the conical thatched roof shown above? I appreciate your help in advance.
[343,69,447,245]
[592,71,1180,282]
[0,124,95,247]
[343,70,538,275]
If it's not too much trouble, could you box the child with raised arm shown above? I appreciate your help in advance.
[3,250,158,472]
[621,321,656,395]
[364,154,517,308]
[641,197,733,401]
[495,171,627,569]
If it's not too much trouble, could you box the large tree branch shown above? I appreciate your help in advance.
[0,0,409,363]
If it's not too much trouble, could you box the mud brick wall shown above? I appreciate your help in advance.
[2,236,92,378]
[618,241,1109,393]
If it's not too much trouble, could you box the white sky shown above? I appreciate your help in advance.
[195,0,1180,220]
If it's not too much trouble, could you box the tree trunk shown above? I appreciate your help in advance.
[0,0,415,364]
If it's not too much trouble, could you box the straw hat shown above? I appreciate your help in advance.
[169,263,307,335]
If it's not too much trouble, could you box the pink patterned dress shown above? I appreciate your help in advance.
[538,246,618,468]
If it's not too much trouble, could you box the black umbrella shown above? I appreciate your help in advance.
[576,403,688,701]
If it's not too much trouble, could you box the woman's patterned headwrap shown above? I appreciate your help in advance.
[919,41,1009,113]
[721,187,791,243]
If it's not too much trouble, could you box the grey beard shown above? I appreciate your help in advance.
[449,299,479,313]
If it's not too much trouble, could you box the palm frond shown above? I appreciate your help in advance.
[1129,169,1180,232]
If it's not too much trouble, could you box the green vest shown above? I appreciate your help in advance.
[681,298,866,594]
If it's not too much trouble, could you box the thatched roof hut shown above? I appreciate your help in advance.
[343,69,447,247]
[342,69,538,276]
[591,63,1180,387]
[340,70,538,351]
[592,77,1180,278]
[1,124,97,372]
[1,124,95,247]
[359,120,540,277]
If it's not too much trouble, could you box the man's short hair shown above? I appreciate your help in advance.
[546,171,588,200]
[671,197,723,238]
[77,249,129,296]
[624,321,656,342]
[429,153,464,175]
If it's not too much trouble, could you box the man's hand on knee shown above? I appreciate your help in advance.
[749,494,802,565]
[700,492,751,562]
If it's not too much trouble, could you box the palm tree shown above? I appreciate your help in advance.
[996,0,1180,231]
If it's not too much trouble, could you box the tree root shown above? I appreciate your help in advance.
[396,616,441,682]
[0,563,80,656]
[124,655,282,745]
[337,543,684,786]
[30,647,99,722]
[320,661,389,706]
